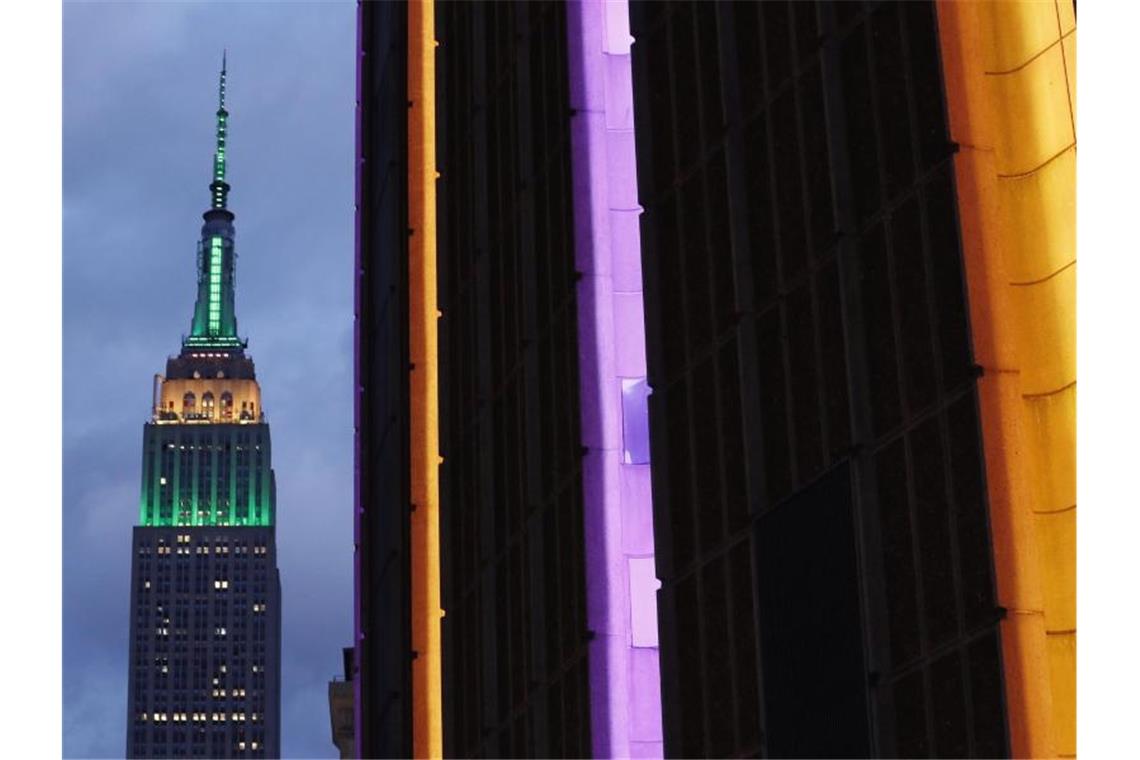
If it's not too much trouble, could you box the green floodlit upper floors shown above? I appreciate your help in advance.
[139,421,276,528]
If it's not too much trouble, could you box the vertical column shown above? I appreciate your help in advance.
[352,2,364,757]
[227,429,237,527]
[567,1,663,757]
[936,1,1076,756]
[409,1,443,757]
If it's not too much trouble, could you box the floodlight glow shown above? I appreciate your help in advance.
[567,1,663,756]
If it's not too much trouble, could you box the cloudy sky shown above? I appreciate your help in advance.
[63,2,355,756]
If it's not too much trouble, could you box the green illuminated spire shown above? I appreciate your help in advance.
[210,51,230,209]
[184,53,244,351]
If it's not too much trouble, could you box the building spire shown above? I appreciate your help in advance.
[184,52,245,352]
[210,51,230,210]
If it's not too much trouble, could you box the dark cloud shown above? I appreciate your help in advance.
[64,3,355,757]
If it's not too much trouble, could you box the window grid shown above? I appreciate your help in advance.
[630,0,1006,756]
[437,2,589,757]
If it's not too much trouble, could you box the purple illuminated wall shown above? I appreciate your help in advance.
[567,1,663,757]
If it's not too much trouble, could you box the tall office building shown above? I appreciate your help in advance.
[435,2,593,755]
[355,1,415,756]
[126,58,282,759]
[355,1,1075,757]
[435,1,661,756]
[629,0,1073,757]
[357,1,662,756]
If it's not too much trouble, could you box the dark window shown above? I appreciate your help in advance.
[756,464,870,757]
[630,1,1006,756]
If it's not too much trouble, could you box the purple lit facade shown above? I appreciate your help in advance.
[567,2,663,757]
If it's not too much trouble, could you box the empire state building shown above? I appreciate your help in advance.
[126,57,281,759]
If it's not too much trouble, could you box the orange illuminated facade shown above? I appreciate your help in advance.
[154,376,261,424]
[936,1,1076,756]
[408,1,443,756]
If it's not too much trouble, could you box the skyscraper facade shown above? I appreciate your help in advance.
[437,2,663,756]
[126,59,282,759]
[629,1,1005,755]
[354,1,1074,757]
[357,1,662,756]
[355,1,415,756]
[628,0,1073,756]
[435,2,593,755]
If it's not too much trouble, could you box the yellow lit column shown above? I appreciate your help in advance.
[408,0,443,756]
[936,1,1075,757]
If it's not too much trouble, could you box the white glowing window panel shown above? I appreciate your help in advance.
[628,556,661,648]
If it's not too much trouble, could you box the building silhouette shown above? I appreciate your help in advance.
[355,1,414,756]
[126,57,282,759]
[328,647,356,759]
[353,1,1075,757]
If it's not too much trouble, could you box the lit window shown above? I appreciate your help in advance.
[620,377,652,464]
